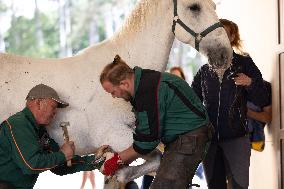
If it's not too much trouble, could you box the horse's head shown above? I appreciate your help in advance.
[171,0,232,71]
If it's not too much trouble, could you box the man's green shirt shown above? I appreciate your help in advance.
[0,108,100,189]
[132,67,209,153]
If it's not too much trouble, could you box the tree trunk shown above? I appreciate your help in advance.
[0,32,5,52]
[88,17,99,44]
[58,0,72,57]
[10,0,20,48]
[103,4,115,38]
[34,0,44,48]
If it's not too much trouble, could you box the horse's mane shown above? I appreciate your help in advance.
[114,0,159,38]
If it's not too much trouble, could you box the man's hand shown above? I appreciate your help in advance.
[95,145,109,158]
[233,73,252,86]
[100,152,123,176]
[60,141,75,161]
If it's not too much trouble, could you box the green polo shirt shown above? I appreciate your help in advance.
[0,108,100,189]
[132,67,209,153]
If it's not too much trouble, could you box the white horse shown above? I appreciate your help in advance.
[0,0,232,188]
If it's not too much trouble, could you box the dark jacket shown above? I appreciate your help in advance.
[0,108,100,189]
[247,80,272,142]
[192,52,268,141]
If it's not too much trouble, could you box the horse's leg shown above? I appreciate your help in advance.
[103,149,161,189]
[103,176,121,189]
[115,149,162,183]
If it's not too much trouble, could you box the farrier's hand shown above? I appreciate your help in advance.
[60,141,75,161]
[95,145,109,158]
[233,73,252,86]
[100,152,124,176]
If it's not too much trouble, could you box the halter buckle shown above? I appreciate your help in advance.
[173,16,179,21]
[196,33,203,43]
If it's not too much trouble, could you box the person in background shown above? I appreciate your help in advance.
[99,55,213,189]
[247,80,272,152]
[0,84,108,189]
[141,175,155,189]
[125,180,139,189]
[170,66,186,80]
[80,171,96,189]
[192,19,268,189]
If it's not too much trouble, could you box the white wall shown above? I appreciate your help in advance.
[215,0,279,189]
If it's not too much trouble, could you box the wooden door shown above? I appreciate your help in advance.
[278,0,284,188]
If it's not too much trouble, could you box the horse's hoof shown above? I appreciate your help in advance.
[115,169,127,183]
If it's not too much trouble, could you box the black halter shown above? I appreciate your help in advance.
[172,0,223,51]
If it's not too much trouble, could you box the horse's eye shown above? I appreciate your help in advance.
[188,4,201,12]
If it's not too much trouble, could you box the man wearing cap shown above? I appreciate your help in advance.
[0,84,108,189]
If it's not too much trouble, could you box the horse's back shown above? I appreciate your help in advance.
[0,49,135,155]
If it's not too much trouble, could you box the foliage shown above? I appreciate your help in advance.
[0,2,7,12]
[2,0,138,57]
[4,12,59,58]
[1,0,203,79]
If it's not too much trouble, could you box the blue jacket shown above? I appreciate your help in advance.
[192,52,268,141]
[247,80,271,142]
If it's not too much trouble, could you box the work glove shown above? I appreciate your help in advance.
[100,152,123,176]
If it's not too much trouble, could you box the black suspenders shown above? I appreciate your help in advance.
[165,81,206,120]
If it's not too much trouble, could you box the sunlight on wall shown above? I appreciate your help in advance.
[215,1,278,189]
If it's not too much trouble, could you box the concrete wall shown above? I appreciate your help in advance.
[215,0,279,188]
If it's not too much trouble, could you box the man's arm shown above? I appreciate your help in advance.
[119,145,140,165]
[247,105,272,124]
[51,155,96,175]
[237,57,269,107]
[4,120,66,175]
[51,145,109,175]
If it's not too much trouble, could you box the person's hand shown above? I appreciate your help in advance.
[95,145,109,158]
[100,152,123,176]
[60,141,75,161]
[233,73,252,86]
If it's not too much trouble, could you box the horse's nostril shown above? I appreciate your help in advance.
[205,46,232,70]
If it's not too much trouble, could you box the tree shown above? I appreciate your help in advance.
[58,0,72,57]
[34,0,44,48]
[0,1,7,52]
[5,14,60,58]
